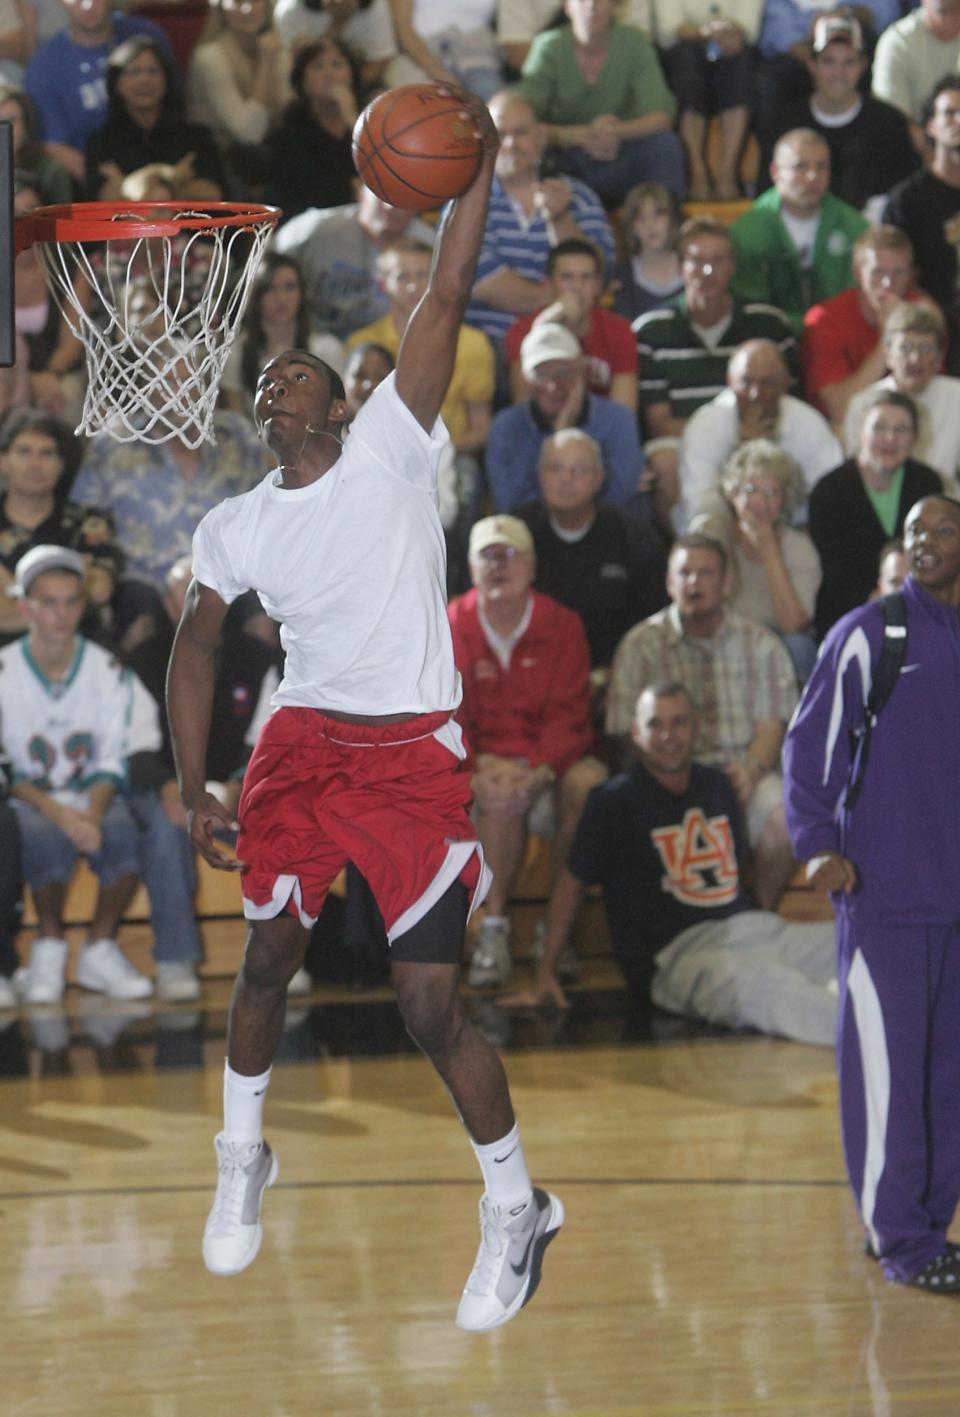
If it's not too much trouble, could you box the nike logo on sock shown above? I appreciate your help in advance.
[493,1144,518,1164]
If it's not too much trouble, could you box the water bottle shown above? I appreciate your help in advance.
[705,4,723,62]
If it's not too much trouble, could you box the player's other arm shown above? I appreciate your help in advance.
[166,579,242,871]
[395,91,500,432]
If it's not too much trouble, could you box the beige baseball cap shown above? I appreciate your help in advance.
[468,515,535,558]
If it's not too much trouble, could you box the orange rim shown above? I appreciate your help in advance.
[15,200,281,253]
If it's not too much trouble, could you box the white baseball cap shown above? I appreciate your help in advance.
[10,544,86,599]
[520,322,581,377]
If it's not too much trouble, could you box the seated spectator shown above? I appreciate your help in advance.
[0,777,22,1010]
[272,183,437,339]
[0,1,35,88]
[873,535,907,597]
[677,338,842,531]
[730,128,868,334]
[606,534,800,909]
[803,224,919,427]
[124,554,281,1003]
[884,77,960,355]
[611,181,683,325]
[635,216,798,531]
[348,235,494,590]
[70,388,273,596]
[14,174,86,423]
[505,237,637,410]
[809,389,942,637]
[3,545,151,1005]
[448,513,607,989]
[760,14,918,218]
[844,303,960,492]
[872,0,960,156]
[486,322,644,513]
[84,34,226,201]
[0,83,72,204]
[385,0,502,100]
[187,0,291,195]
[691,439,821,682]
[273,0,397,91]
[655,0,759,202]
[25,0,173,185]
[514,428,668,678]
[498,0,652,76]
[755,0,899,139]
[463,89,616,346]
[267,36,362,221]
[0,409,163,652]
[504,681,837,1044]
[342,339,394,428]
[220,251,346,421]
[517,0,684,205]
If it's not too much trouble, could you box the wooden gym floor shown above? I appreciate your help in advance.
[3,894,960,1416]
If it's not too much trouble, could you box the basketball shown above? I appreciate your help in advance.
[352,84,484,211]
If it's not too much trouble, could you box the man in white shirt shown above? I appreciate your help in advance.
[677,338,843,529]
[166,89,562,1334]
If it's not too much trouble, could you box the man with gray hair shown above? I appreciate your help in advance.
[449,513,607,988]
[677,338,842,530]
[515,428,667,674]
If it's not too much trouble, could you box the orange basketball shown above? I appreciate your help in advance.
[352,84,484,211]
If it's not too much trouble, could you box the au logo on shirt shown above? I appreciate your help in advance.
[651,809,738,906]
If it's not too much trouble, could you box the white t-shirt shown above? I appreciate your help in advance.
[192,373,461,717]
[272,0,397,61]
[0,637,133,809]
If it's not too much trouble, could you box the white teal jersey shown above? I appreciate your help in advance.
[0,635,132,809]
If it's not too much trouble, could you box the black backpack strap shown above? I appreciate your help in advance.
[844,591,907,810]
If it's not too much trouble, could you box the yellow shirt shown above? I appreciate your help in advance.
[347,315,495,448]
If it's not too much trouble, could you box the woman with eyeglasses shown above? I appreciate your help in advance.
[692,437,821,681]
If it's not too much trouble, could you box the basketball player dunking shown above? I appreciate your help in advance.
[165,89,563,1332]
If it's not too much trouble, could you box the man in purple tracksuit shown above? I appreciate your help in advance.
[782,494,960,1293]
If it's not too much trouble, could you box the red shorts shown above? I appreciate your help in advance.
[237,707,489,940]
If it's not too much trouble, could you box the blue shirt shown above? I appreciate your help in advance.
[463,175,616,342]
[485,394,643,512]
[25,13,173,149]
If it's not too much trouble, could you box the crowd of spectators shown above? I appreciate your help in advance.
[0,0,954,1043]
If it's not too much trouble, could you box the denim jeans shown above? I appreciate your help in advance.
[12,795,140,889]
[124,789,202,964]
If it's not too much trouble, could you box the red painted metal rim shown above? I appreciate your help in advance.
[15,200,281,248]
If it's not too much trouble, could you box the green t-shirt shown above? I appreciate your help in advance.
[864,464,906,537]
[518,23,676,127]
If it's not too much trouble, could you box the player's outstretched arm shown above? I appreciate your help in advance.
[395,87,499,433]
[166,579,243,872]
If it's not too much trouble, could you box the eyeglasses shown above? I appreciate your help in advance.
[740,482,782,499]
[891,338,939,358]
[476,545,524,561]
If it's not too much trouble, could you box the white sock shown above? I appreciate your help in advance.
[223,1061,272,1146]
[471,1123,532,1208]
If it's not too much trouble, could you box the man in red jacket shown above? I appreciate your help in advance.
[448,514,607,989]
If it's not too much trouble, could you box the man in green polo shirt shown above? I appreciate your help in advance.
[730,129,868,334]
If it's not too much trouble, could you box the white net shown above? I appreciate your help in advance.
[30,206,277,447]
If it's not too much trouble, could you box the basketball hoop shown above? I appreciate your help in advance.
[15,201,280,447]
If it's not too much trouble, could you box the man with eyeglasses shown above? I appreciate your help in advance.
[449,513,606,989]
[844,302,960,491]
[730,128,868,334]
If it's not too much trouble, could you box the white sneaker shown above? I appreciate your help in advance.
[468,919,512,988]
[0,973,16,1010]
[456,1187,564,1332]
[531,921,581,985]
[155,962,201,1003]
[286,966,313,997]
[75,938,153,1000]
[16,937,68,1004]
[203,1132,279,1276]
